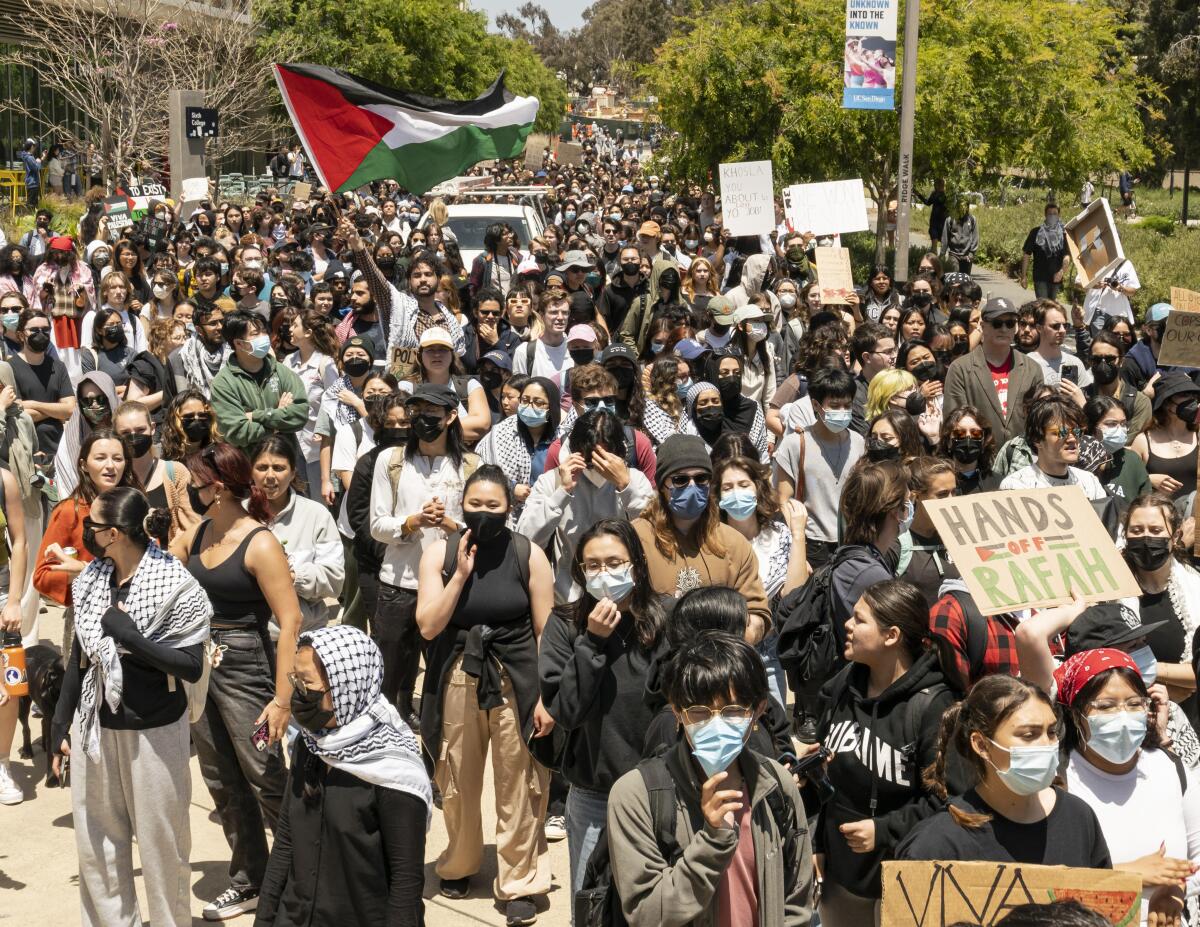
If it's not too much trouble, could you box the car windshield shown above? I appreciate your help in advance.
[444,215,535,252]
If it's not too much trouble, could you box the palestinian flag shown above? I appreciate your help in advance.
[273,64,540,195]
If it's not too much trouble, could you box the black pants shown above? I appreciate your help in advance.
[359,571,381,635]
[25,186,39,210]
[375,583,421,718]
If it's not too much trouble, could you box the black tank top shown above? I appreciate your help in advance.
[187,521,272,629]
[450,532,530,631]
[1147,440,1198,499]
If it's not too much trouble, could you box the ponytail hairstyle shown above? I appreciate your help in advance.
[859,578,932,662]
[93,486,172,549]
[923,675,1059,829]
[186,441,271,523]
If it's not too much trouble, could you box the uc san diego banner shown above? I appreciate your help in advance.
[843,0,898,110]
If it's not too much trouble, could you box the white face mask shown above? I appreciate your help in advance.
[152,284,170,299]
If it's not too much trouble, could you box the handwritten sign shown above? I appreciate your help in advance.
[1172,287,1200,314]
[922,486,1139,615]
[782,179,869,237]
[815,247,855,304]
[718,161,775,237]
[102,196,132,231]
[881,861,1141,927]
[290,181,312,203]
[181,176,209,203]
[1065,198,1124,289]
[1158,310,1200,367]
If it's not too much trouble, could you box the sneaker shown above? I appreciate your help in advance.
[440,876,470,899]
[506,897,538,926]
[203,886,259,921]
[0,762,21,805]
[544,814,567,842]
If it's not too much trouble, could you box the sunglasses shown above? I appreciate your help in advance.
[951,428,984,440]
[583,395,618,410]
[667,472,711,489]
[988,318,1017,329]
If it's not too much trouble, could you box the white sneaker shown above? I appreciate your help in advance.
[544,814,567,842]
[0,762,23,805]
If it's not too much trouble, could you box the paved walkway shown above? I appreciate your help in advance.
[971,264,1038,307]
[1,605,572,926]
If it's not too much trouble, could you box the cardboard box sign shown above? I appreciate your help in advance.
[1157,311,1200,367]
[1065,198,1125,289]
[719,160,775,237]
[921,486,1140,615]
[881,860,1142,926]
[815,246,855,304]
[1172,287,1200,314]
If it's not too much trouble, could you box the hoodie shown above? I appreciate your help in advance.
[617,256,680,353]
[816,650,955,898]
[726,253,783,324]
[53,370,120,500]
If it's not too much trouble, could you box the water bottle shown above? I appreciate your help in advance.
[1,632,27,697]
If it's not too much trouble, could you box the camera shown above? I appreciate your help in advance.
[789,746,834,805]
[1104,275,1121,289]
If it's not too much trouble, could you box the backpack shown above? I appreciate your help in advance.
[386,446,481,503]
[574,754,800,927]
[775,546,860,696]
[524,339,538,374]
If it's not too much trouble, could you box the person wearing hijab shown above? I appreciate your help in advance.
[683,351,769,462]
[255,625,431,927]
[53,370,120,500]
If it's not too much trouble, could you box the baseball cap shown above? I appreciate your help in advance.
[480,349,512,372]
[1065,602,1167,656]
[675,338,708,360]
[323,260,348,282]
[418,327,454,350]
[708,295,736,326]
[405,383,458,409]
[567,324,598,344]
[517,255,542,277]
[1147,302,1174,323]
[733,305,767,325]
[599,343,638,366]
[638,221,661,238]
[981,297,1017,321]
[555,250,592,273]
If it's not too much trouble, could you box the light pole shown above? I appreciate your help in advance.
[892,0,920,282]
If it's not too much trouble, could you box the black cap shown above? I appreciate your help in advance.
[1151,372,1200,412]
[405,383,457,409]
[341,335,377,361]
[981,297,1017,321]
[1065,601,1167,656]
[599,343,638,366]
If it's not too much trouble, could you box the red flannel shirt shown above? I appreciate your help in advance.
[929,592,1021,688]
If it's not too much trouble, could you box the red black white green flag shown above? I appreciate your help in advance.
[273,64,540,194]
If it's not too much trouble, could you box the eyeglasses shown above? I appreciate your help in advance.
[1088,697,1150,715]
[581,558,631,579]
[988,318,1017,329]
[951,428,984,439]
[667,472,711,489]
[870,348,898,358]
[1047,426,1084,440]
[520,397,550,411]
[583,395,618,410]
[680,704,756,725]
[287,671,327,698]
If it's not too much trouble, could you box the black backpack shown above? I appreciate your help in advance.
[574,754,799,927]
[776,546,861,697]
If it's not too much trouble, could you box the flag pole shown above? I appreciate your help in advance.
[892,0,920,283]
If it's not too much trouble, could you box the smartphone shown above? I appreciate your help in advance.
[1061,365,1079,384]
[251,719,270,752]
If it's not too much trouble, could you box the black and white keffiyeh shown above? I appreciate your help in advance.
[179,336,230,392]
[72,543,212,761]
[477,414,534,487]
[642,398,685,446]
[320,374,363,427]
[387,288,466,354]
[299,626,432,819]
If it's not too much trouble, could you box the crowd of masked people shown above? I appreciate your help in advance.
[1,138,1199,927]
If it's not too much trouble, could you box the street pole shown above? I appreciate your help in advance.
[892,0,920,282]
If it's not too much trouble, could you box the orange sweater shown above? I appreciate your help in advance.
[34,500,93,606]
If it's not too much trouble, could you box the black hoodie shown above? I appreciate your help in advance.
[815,650,956,899]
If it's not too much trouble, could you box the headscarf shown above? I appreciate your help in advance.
[54,370,119,500]
[1054,648,1137,707]
[1035,211,1065,255]
[298,626,432,819]
[683,380,722,443]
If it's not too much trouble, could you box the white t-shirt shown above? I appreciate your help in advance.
[334,420,375,538]
[80,306,148,355]
[512,339,573,399]
[1030,349,1093,389]
[1083,259,1140,325]
[999,462,1106,500]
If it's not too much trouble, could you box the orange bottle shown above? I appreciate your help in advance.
[1,633,27,697]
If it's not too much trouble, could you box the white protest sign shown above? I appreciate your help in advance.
[783,179,870,236]
[181,176,209,203]
[719,161,775,237]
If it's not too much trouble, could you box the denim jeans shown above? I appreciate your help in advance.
[1033,278,1061,301]
[757,631,787,710]
[375,583,421,718]
[565,785,609,912]
[191,628,288,892]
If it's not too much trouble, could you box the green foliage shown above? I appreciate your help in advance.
[0,194,86,246]
[646,0,1157,206]
[254,0,567,134]
[1138,214,1176,236]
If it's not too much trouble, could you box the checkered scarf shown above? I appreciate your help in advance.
[299,626,432,818]
[72,543,212,761]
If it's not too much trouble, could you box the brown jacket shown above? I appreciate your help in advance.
[943,346,1045,446]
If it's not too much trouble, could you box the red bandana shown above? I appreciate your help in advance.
[1054,648,1137,707]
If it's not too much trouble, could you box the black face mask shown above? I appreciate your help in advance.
[123,432,153,458]
[182,416,211,442]
[905,391,927,416]
[1177,398,1199,425]
[344,358,371,378]
[463,509,507,545]
[377,258,396,273]
[479,370,505,391]
[866,438,901,462]
[570,349,595,366]
[911,361,940,383]
[1125,537,1172,572]
[951,437,983,464]
[620,261,640,277]
[695,406,724,429]
[1090,358,1120,386]
[909,292,933,308]
[102,324,126,346]
[25,330,50,353]
[717,376,742,403]
[376,426,409,447]
[951,341,970,357]
[934,350,954,369]
[82,523,113,560]
[710,322,731,336]
[411,413,446,443]
[291,687,335,733]
[187,483,213,516]
[609,366,635,390]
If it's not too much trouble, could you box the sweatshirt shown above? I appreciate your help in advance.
[33,499,93,605]
[265,491,344,636]
[209,354,310,452]
[816,651,955,898]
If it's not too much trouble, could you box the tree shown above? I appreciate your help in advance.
[254,0,567,135]
[0,0,289,189]
[647,0,1157,262]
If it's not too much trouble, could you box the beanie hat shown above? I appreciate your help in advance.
[655,434,713,485]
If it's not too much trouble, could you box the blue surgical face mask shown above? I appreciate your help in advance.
[822,407,853,433]
[686,715,753,779]
[517,403,548,427]
[585,566,635,604]
[676,378,694,398]
[898,499,915,533]
[1128,645,1157,685]
[219,261,229,277]
[669,482,710,519]
[719,488,758,521]
[986,739,1059,795]
[651,342,666,355]
[247,334,271,359]
[1100,425,1128,453]
[1,312,18,330]
[1086,711,1147,765]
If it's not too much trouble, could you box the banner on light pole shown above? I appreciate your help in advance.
[843,0,897,110]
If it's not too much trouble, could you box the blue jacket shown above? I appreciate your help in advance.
[18,151,40,188]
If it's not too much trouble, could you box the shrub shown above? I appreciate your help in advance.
[1137,215,1175,237]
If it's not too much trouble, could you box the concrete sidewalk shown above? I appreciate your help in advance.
[2,604,572,926]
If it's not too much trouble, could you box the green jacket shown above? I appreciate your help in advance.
[210,354,310,451]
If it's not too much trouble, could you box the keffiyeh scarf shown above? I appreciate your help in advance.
[387,288,466,353]
[1035,215,1065,255]
[179,336,230,392]
[321,374,363,427]
[300,626,432,820]
[72,544,212,760]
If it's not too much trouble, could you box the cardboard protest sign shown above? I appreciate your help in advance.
[1158,310,1200,367]
[922,486,1140,615]
[719,161,775,237]
[102,196,132,231]
[814,247,855,304]
[290,181,312,203]
[1065,198,1125,289]
[1171,287,1200,314]
[783,179,869,236]
[881,860,1141,927]
[181,176,209,203]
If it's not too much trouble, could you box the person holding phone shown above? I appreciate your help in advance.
[1028,301,1091,393]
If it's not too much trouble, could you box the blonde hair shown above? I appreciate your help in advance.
[865,368,918,420]
[428,198,449,227]
[682,256,719,299]
[100,270,132,304]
